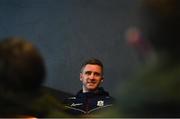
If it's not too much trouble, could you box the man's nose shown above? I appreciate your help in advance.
[89,73,95,79]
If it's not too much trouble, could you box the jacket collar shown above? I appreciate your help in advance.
[76,87,109,98]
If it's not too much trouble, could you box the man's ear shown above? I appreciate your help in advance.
[80,73,83,81]
[101,76,104,82]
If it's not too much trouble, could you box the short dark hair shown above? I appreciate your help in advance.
[81,58,104,75]
[0,37,46,92]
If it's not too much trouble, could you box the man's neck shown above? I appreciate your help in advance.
[82,87,97,93]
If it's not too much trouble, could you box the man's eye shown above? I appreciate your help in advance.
[85,71,91,75]
[94,73,100,76]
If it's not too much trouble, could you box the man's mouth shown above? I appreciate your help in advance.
[87,82,96,85]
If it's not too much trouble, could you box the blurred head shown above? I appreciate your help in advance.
[0,37,46,93]
[80,58,104,92]
[127,0,180,57]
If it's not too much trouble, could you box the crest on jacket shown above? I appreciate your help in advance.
[97,100,104,106]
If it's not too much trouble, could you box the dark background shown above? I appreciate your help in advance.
[0,0,141,98]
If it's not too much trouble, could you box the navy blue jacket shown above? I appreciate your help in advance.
[64,87,113,116]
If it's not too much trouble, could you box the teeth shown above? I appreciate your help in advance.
[88,82,95,85]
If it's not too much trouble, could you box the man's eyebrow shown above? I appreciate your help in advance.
[84,71,92,73]
[94,72,100,74]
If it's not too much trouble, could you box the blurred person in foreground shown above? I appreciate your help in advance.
[0,37,68,118]
[102,0,180,117]
[122,0,180,117]
[64,58,114,117]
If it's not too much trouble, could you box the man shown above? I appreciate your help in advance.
[0,37,68,118]
[113,0,180,117]
[64,58,113,117]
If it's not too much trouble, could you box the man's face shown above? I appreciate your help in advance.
[80,64,103,92]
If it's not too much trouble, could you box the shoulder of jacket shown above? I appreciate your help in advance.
[105,96,113,99]
[99,96,114,103]
[100,95,112,99]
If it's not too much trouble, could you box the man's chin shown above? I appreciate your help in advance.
[87,86,98,91]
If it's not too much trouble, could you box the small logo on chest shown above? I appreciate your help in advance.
[97,100,104,106]
[71,103,83,107]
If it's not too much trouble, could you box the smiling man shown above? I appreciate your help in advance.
[64,58,113,117]
[80,60,103,93]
